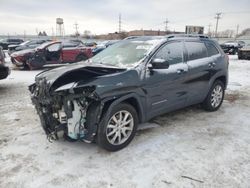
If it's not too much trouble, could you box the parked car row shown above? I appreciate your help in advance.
[11,41,93,70]
[8,39,52,54]
[0,38,24,50]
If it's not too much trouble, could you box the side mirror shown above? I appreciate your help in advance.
[149,58,169,69]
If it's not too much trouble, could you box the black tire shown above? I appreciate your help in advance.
[97,103,138,151]
[75,54,87,62]
[202,80,225,112]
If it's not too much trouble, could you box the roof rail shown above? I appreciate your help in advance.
[123,36,165,40]
[166,34,210,39]
[123,36,141,40]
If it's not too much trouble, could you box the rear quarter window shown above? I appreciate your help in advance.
[205,42,220,56]
[185,41,207,61]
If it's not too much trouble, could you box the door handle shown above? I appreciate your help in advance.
[208,62,216,68]
[177,69,185,74]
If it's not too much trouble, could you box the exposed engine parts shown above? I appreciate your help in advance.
[29,77,102,143]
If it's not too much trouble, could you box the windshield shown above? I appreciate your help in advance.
[91,38,164,68]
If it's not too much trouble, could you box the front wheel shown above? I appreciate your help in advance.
[202,80,225,111]
[97,103,138,151]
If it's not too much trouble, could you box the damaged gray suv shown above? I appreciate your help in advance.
[29,35,228,151]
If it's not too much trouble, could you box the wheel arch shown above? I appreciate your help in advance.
[209,72,228,90]
[215,75,227,87]
[100,93,145,124]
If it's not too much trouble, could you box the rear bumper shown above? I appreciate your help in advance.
[0,64,10,79]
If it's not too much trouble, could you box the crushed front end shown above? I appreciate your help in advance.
[29,77,102,143]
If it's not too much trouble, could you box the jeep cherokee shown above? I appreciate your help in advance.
[29,35,228,151]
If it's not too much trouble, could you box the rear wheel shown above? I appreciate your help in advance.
[202,80,225,111]
[97,103,138,151]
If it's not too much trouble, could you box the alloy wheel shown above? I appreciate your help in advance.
[211,85,223,108]
[106,110,134,145]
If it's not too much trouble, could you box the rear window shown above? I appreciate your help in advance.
[185,42,207,61]
[205,42,219,56]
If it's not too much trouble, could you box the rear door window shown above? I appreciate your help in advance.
[185,42,207,61]
[205,42,219,56]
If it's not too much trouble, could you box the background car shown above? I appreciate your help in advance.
[238,44,250,60]
[92,40,120,55]
[0,46,10,80]
[62,40,84,48]
[11,41,93,70]
[220,41,245,55]
[0,38,24,50]
[8,39,51,54]
[84,41,97,47]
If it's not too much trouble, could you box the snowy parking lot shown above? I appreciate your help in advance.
[0,55,250,188]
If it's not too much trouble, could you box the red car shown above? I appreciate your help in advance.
[11,41,93,70]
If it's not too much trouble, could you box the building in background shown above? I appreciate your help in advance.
[128,30,166,36]
[185,26,204,34]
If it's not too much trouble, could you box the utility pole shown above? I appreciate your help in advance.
[23,30,26,40]
[208,23,212,36]
[215,12,222,38]
[118,13,122,33]
[74,22,79,38]
[235,24,239,41]
[51,27,55,40]
[164,18,169,34]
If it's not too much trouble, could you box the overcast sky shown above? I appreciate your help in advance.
[0,0,249,35]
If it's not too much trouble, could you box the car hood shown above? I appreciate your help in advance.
[31,62,141,100]
[35,62,128,88]
[11,48,35,57]
[8,44,19,48]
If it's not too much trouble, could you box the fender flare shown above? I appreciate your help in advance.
[101,93,146,123]
[208,71,228,89]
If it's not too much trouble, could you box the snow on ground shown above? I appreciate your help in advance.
[0,55,250,188]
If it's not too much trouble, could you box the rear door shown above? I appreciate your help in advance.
[184,40,214,104]
[144,41,189,119]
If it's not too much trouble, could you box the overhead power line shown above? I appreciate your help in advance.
[164,18,169,32]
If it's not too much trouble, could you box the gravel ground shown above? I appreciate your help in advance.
[0,55,250,188]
